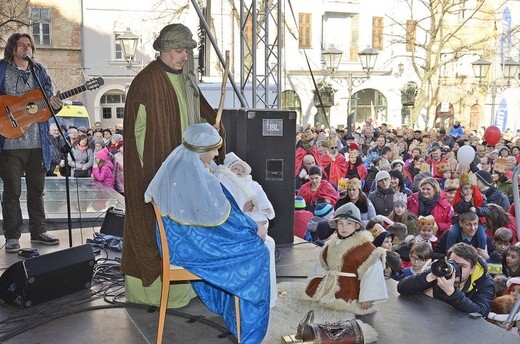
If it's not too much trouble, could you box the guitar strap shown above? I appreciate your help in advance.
[0,59,6,95]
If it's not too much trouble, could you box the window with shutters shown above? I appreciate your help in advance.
[406,20,416,52]
[372,17,383,50]
[299,13,312,49]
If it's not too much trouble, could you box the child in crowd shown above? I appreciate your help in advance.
[507,277,520,300]
[305,203,335,242]
[384,250,403,281]
[504,246,520,278]
[113,140,124,195]
[451,172,490,223]
[415,215,438,248]
[443,178,459,204]
[92,147,114,188]
[488,227,513,275]
[294,196,313,239]
[388,193,418,236]
[370,224,394,250]
[494,275,508,298]
[401,242,432,278]
[304,203,388,314]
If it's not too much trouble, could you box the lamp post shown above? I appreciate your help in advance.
[322,46,378,136]
[117,28,140,69]
[472,56,519,126]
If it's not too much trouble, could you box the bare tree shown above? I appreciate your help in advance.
[387,0,519,128]
[0,0,30,44]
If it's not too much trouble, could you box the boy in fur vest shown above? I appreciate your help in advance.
[304,202,388,314]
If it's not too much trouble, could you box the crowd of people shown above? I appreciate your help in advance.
[47,121,125,194]
[294,119,520,334]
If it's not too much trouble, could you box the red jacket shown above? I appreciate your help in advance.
[298,180,339,209]
[407,191,454,237]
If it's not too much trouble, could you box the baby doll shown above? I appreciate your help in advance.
[216,152,277,307]
[415,215,438,248]
[304,202,388,314]
[91,147,114,188]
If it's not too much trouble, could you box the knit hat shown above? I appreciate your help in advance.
[330,202,362,228]
[224,152,252,176]
[370,224,394,247]
[391,159,405,169]
[112,133,123,142]
[78,126,87,133]
[393,192,407,207]
[459,172,476,186]
[375,170,391,182]
[475,170,493,187]
[506,277,520,295]
[295,196,306,209]
[314,203,334,219]
[444,178,459,192]
[153,23,197,51]
[96,147,110,161]
[94,139,105,147]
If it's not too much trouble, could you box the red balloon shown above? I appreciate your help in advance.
[483,125,501,146]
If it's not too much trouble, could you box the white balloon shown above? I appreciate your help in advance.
[457,145,475,166]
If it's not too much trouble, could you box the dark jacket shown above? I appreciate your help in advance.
[368,186,395,216]
[397,259,495,316]
[483,187,510,211]
[432,224,495,261]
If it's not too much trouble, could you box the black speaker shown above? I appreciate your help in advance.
[222,109,296,244]
[0,244,95,308]
[100,206,125,237]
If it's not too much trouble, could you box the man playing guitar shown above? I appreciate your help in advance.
[0,33,62,253]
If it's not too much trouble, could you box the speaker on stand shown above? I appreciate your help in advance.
[222,109,296,244]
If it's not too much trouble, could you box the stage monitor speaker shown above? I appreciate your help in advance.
[100,206,125,237]
[0,244,95,308]
[222,109,296,244]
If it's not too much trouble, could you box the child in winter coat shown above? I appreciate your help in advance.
[304,202,388,314]
[92,147,115,188]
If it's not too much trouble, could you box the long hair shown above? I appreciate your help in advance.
[4,33,35,62]
[486,204,511,232]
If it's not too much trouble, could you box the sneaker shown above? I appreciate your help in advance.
[5,239,20,253]
[31,232,60,245]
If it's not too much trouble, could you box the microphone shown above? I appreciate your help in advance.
[22,53,38,67]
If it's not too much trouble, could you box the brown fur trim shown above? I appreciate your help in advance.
[321,231,374,270]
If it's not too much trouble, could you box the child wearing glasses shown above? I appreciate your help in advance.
[402,241,432,277]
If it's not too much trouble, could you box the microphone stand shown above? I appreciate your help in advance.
[27,58,75,248]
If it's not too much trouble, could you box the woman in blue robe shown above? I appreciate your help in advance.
[145,123,270,344]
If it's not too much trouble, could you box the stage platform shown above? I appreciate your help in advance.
[0,229,517,343]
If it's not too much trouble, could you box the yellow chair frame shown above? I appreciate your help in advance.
[152,201,241,344]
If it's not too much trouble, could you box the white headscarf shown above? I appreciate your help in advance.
[145,123,230,226]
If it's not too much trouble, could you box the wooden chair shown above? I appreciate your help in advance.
[152,201,241,344]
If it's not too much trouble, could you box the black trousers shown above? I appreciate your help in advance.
[0,148,46,239]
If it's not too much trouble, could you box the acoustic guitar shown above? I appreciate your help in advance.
[0,77,104,139]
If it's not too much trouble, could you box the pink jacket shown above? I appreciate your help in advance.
[407,191,454,237]
[92,160,115,188]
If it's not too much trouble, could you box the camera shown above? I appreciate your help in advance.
[431,259,462,280]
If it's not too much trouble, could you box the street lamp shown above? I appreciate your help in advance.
[472,56,519,126]
[117,28,140,69]
[322,46,378,135]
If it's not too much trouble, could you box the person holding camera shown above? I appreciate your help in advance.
[397,242,495,316]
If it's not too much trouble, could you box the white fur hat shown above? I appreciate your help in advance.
[224,152,252,175]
